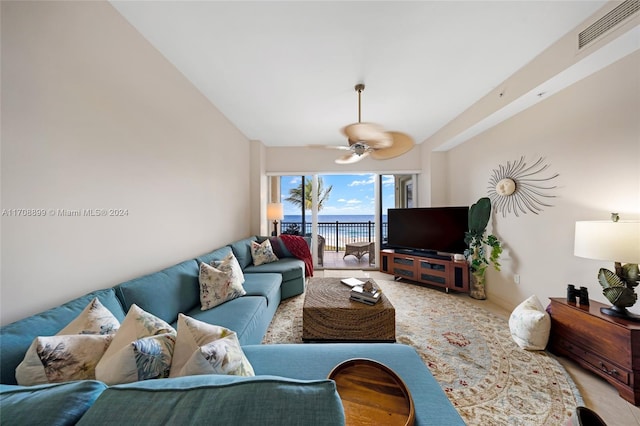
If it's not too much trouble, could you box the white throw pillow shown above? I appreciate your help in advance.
[15,297,120,386]
[250,239,279,266]
[509,295,551,351]
[95,304,176,385]
[170,314,254,378]
[199,262,246,311]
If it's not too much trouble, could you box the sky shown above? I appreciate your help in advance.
[279,174,396,216]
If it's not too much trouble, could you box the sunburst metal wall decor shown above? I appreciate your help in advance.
[487,156,559,217]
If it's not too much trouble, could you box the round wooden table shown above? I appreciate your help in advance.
[328,358,414,426]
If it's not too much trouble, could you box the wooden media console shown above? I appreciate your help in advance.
[379,249,469,293]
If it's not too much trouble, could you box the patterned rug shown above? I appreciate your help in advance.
[262,278,582,426]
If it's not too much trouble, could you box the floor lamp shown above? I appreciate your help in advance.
[267,203,284,236]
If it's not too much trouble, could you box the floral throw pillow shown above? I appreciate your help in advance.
[16,334,113,385]
[170,314,254,378]
[211,252,245,286]
[58,297,120,335]
[250,239,279,266]
[199,262,246,311]
[95,304,176,385]
[15,298,120,386]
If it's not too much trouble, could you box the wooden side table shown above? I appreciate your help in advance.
[328,358,414,426]
[547,297,640,405]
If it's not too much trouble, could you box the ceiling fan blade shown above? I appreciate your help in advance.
[370,131,415,160]
[308,144,352,151]
[335,151,369,164]
[342,123,392,148]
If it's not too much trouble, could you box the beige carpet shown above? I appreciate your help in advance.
[263,278,582,426]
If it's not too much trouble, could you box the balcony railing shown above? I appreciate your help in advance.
[280,221,388,251]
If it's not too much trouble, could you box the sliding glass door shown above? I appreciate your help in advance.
[272,173,416,269]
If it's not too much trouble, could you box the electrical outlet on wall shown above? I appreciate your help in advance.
[514,274,520,284]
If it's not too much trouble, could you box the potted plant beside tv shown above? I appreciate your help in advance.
[464,197,503,300]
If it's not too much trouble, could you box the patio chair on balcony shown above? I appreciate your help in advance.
[305,233,325,266]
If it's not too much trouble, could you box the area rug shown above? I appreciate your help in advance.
[262,278,583,426]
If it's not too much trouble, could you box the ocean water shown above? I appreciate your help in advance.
[283,214,387,223]
[281,215,388,243]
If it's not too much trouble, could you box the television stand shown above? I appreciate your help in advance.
[379,249,469,293]
[394,249,451,260]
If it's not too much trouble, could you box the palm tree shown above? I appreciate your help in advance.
[285,177,333,212]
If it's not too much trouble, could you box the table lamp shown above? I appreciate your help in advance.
[574,215,640,321]
[267,203,284,236]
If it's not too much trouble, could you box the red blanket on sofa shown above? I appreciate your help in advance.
[279,234,313,277]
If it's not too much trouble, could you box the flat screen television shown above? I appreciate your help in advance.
[386,207,469,255]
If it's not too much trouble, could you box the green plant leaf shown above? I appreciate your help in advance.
[468,197,491,235]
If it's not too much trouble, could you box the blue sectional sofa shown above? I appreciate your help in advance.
[0,235,464,425]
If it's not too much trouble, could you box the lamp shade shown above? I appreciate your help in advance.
[267,203,284,221]
[574,220,640,264]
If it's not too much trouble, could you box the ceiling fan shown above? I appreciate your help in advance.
[312,84,415,164]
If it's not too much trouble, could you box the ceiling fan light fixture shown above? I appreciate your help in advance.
[335,151,369,164]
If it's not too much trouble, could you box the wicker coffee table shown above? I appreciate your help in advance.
[302,277,395,342]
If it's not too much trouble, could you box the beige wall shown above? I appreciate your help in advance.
[444,51,640,313]
[1,2,252,324]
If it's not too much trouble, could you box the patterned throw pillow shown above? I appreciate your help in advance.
[59,297,120,335]
[95,304,176,385]
[250,239,279,266]
[508,295,551,351]
[16,335,113,385]
[15,298,120,386]
[211,252,245,286]
[199,262,246,311]
[170,314,254,378]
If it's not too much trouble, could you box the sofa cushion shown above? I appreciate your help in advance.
[1,380,107,426]
[113,259,199,325]
[198,261,246,311]
[242,273,281,306]
[229,236,258,269]
[244,257,304,283]
[95,305,176,385]
[184,296,266,346]
[195,245,233,266]
[76,375,345,426]
[170,314,254,378]
[0,288,125,385]
[250,239,279,266]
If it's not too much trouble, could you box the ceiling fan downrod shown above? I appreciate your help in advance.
[355,84,365,123]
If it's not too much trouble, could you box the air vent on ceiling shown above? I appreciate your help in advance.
[578,0,640,49]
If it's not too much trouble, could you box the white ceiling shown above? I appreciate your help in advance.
[110,1,609,149]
